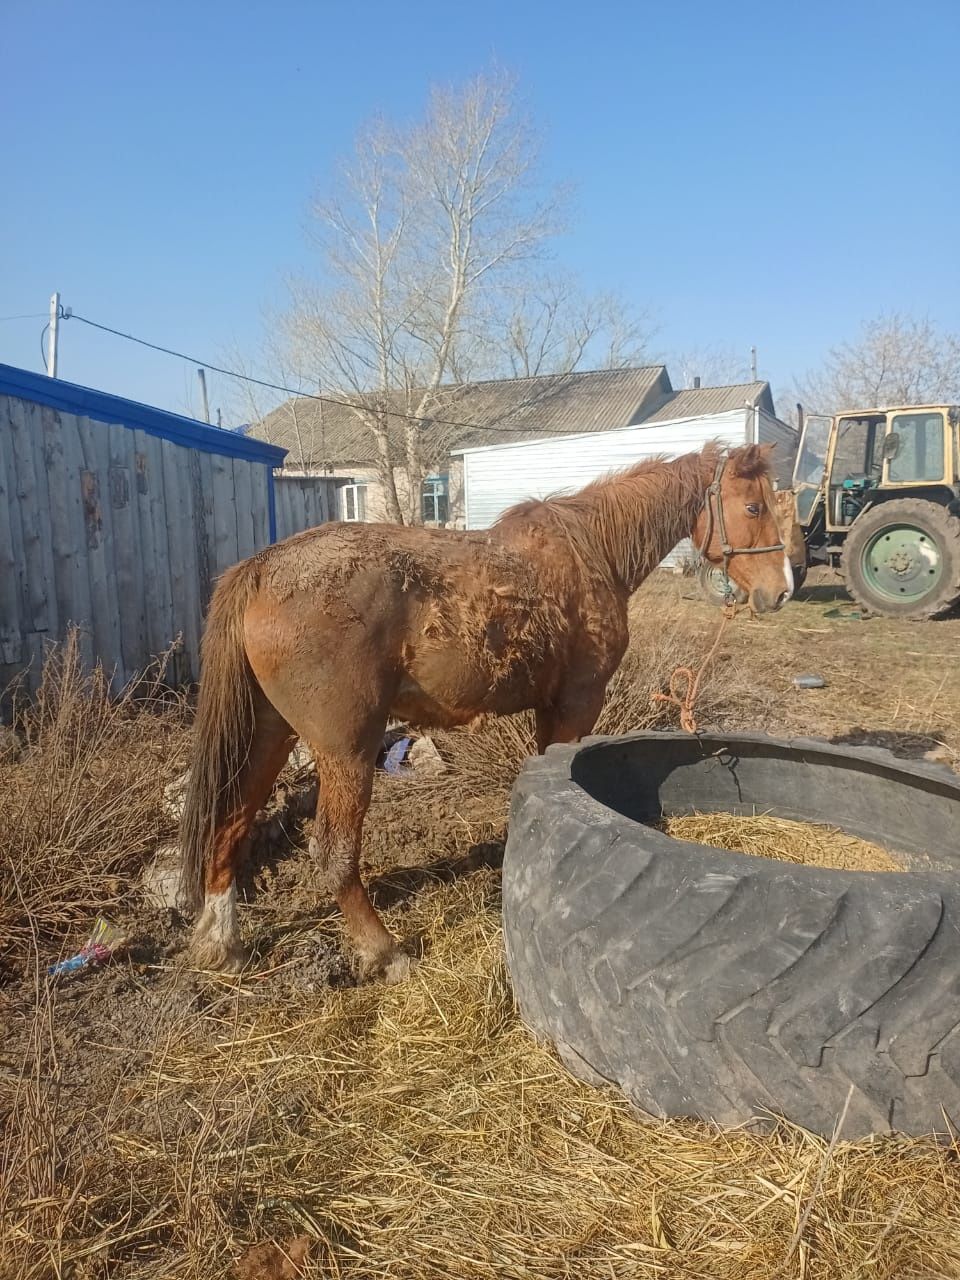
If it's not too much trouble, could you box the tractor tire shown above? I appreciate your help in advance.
[697,559,746,608]
[843,499,960,619]
[503,731,960,1137]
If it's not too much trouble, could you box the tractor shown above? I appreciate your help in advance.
[700,405,960,618]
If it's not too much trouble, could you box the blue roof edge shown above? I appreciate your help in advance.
[0,362,287,466]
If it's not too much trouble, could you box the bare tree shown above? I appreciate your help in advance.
[285,70,652,524]
[794,313,960,415]
[669,343,752,391]
[485,280,655,378]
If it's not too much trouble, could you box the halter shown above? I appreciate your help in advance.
[698,453,785,594]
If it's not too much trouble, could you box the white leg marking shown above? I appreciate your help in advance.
[190,884,246,971]
[782,552,795,601]
[196,884,238,945]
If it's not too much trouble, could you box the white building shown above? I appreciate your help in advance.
[254,367,790,530]
[458,405,796,565]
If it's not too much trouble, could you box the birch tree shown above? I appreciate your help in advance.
[286,70,650,523]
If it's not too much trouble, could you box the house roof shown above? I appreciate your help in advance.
[641,381,775,423]
[0,362,287,466]
[254,366,778,470]
[255,366,672,469]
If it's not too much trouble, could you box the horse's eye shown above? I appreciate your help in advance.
[745,503,761,517]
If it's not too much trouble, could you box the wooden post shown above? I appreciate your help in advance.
[197,368,211,423]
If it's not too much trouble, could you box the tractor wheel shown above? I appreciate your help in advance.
[697,560,747,608]
[843,499,960,619]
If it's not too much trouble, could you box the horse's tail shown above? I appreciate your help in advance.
[179,557,263,914]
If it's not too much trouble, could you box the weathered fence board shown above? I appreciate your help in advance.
[0,365,286,697]
[273,474,339,542]
[233,457,257,562]
[0,406,22,675]
[76,414,124,686]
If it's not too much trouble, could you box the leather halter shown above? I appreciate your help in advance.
[698,453,785,590]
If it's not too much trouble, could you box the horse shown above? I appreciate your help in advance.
[180,441,792,979]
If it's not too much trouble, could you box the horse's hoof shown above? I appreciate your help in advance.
[188,934,249,974]
[359,947,415,985]
[381,950,416,985]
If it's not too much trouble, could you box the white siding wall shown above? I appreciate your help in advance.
[461,409,750,566]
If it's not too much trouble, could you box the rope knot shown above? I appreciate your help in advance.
[651,608,734,735]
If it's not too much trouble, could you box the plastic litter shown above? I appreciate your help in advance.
[47,916,127,979]
[382,736,413,775]
[792,674,827,689]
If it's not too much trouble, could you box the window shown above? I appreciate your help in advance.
[340,482,367,522]
[833,417,882,480]
[794,415,831,486]
[888,412,945,483]
[422,474,449,525]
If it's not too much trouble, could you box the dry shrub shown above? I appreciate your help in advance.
[0,631,188,978]
[4,875,957,1279]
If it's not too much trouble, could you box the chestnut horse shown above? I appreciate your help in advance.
[181,442,792,978]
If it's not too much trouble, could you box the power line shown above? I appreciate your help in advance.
[64,309,554,438]
[0,312,47,322]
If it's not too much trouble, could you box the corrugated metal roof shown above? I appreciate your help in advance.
[254,366,671,468]
[641,382,774,423]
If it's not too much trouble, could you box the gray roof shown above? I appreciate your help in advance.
[255,366,671,469]
[642,381,775,423]
[254,367,776,469]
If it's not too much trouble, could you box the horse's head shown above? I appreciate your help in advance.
[693,444,794,614]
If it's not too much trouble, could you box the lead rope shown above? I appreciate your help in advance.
[652,602,736,734]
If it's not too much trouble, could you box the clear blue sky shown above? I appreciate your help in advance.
[3,0,958,422]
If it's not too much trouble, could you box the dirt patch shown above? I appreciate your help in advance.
[660,811,905,873]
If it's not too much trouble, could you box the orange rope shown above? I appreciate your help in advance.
[652,606,735,734]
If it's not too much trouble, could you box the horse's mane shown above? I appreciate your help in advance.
[494,441,774,589]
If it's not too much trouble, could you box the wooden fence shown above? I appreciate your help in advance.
[274,473,340,542]
[0,364,286,694]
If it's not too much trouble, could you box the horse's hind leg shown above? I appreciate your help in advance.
[191,697,295,971]
[309,748,411,983]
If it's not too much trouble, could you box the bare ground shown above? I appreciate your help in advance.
[2,569,960,1279]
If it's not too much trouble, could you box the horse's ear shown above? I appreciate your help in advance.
[730,442,775,479]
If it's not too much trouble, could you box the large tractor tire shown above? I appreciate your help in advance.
[843,499,960,619]
[503,731,960,1137]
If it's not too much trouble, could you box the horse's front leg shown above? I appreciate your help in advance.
[535,680,607,751]
[309,749,412,984]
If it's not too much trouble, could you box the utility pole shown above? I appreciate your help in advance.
[750,345,758,381]
[47,292,60,377]
[197,367,210,423]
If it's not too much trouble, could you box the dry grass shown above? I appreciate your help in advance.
[3,875,960,1278]
[662,812,904,873]
[0,632,189,978]
[3,589,960,1278]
